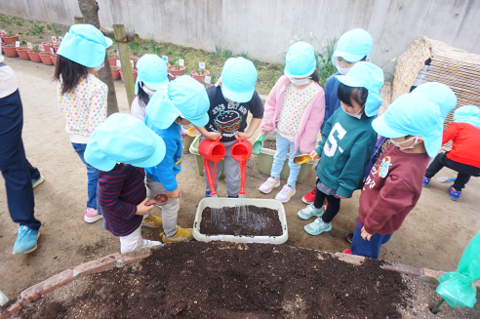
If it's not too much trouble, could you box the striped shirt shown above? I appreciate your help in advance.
[98,164,145,236]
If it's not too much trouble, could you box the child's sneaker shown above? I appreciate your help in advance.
[142,214,163,228]
[302,187,316,204]
[228,195,239,198]
[32,175,45,189]
[422,177,431,187]
[297,203,324,220]
[161,226,193,243]
[258,177,280,194]
[205,191,211,198]
[346,232,354,244]
[84,208,103,223]
[275,184,296,203]
[342,249,352,254]
[304,217,332,235]
[449,186,461,201]
[13,225,40,255]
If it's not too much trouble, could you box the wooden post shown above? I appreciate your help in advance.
[74,16,84,24]
[113,24,135,108]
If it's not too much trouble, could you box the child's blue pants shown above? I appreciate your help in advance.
[351,221,392,259]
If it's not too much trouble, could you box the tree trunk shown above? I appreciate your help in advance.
[77,0,119,115]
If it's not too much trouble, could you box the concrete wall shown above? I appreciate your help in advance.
[2,0,480,73]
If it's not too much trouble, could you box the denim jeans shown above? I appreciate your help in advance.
[271,133,301,188]
[351,221,392,259]
[72,142,98,210]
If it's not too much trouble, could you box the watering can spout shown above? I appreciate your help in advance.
[199,136,225,197]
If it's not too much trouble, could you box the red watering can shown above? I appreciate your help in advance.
[199,136,225,197]
[230,136,252,197]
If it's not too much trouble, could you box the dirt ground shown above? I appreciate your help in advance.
[0,56,479,302]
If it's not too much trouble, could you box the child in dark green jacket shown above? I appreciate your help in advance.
[297,62,384,235]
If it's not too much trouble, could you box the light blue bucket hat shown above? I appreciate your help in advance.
[57,24,113,68]
[135,54,169,95]
[453,105,480,129]
[372,93,444,157]
[336,62,384,117]
[284,41,316,78]
[85,113,166,172]
[146,75,210,130]
[412,82,457,119]
[221,57,257,103]
[332,28,373,65]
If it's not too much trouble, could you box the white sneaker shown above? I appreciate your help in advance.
[275,184,296,203]
[258,177,280,194]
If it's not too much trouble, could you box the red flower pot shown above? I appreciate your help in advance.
[51,54,58,66]
[3,46,18,57]
[39,52,54,65]
[1,34,19,45]
[41,42,55,54]
[168,65,185,80]
[191,69,210,85]
[16,47,30,60]
[27,50,42,63]
[111,67,120,80]
[119,68,138,83]
[108,53,118,66]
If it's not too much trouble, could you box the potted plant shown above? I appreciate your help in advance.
[41,41,54,53]
[108,52,118,66]
[111,66,120,80]
[119,67,138,83]
[0,30,19,45]
[168,60,185,80]
[27,45,42,63]
[39,51,54,65]
[3,44,18,58]
[191,66,210,85]
[16,46,30,60]
[51,53,58,66]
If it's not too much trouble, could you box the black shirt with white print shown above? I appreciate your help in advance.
[205,85,264,143]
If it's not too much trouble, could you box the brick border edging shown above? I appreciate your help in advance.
[2,246,479,318]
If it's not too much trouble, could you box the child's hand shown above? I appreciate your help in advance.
[236,132,251,140]
[361,226,373,241]
[136,198,154,216]
[204,131,222,141]
[310,150,320,160]
[167,188,182,199]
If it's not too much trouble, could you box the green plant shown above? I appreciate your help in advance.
[173,59,183,70]
[223,48,233,60]
[32,45,39,53]
[239,50,249,59]
[29,21,45,35]
[129,42,139,53]
[0,15,12,26]
[39,35,43,39]
[47,24,52,30]
[51,24,60,36]
[210,73,217,84]
[209,51,215,58]
[252,59,259,68]
[17,21,22,26]
[314,37,338,87]
[21,40,26,44]
[4,29,15,37]
[194,64,204,76]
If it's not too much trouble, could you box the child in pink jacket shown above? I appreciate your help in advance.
[258,41,325,203]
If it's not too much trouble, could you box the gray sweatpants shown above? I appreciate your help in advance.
[145,176,180,238]
[203,140,240,197]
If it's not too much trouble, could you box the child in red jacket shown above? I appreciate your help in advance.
[423,105,480,201]
[350,90,449,259]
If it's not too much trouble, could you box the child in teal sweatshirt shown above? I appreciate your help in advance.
[297,62,384,235]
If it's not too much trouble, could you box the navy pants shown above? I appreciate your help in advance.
[351,221,392,259]
[0,90,41,230]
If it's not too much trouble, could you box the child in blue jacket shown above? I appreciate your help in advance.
[144,76,210,243]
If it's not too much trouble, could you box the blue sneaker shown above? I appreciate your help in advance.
[422,176,431,187]
[228,195,238,198]
[32,175,45,189]
[205,191,211,198]
[13,226,40,255]
[304,217,332,235]
[449,186,461,201]
[297,203,324,220]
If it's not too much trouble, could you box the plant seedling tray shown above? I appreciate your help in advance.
[193,198,288,244]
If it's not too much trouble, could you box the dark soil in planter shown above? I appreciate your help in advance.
[10,241,410,319]
[263,139,276,150]
[200,205,282,236]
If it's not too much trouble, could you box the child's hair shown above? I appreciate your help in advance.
[337,83,368,108]
[310,71,319,84]
[136,82,151,108]
[54,55,88,95]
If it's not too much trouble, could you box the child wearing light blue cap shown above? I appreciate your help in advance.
[424,104,480,200]
[85,113,165,253]
[348,90,446,259]
[54,24,112,224]
[144,75,210,243]
[301,28,374,205]
[258,41,325,203]
[297,62,384,236]
[130,54,170,121]
[196,57,264,198]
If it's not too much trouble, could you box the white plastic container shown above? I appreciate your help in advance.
[193,197,288,244]
[0,290,8,306]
